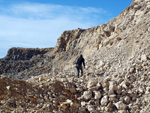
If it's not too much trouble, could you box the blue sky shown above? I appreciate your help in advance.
[0,0,132,58]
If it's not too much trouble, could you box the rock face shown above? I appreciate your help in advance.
[0,0,150,112]
[0,48,54,79]
[5,47,50,60]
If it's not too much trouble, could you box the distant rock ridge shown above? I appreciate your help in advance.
[5,47,51,60]
[0,47,54,79]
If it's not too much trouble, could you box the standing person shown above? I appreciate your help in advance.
[76,55,85,78]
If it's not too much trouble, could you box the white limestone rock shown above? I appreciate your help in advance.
[102,82,109,88]
[108,89,115,95]
[134,5,141,10]
[101,95,109,106]
[6,86,10,90]
[83,90,92,100]
[76,86,84,92]
[87,78,98,89]
[93,91,102,99]
[81,101,86,107]
[109,94,117,102]
[141,54,147,62]
[145,87,150,94]
[138,87,144,95]
[105,102,115,112]
[109,81,117,91]
[115,101,127,110]
[96,60,105,68]
[95,82,102,90]
[38,77,42,82]
[86,105,96,112]
[105,107,113,112]
[120,81,129,89]
[124,96,131,104]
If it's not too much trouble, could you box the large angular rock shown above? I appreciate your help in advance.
[101,95,109,106]
[83,90,92,100]
[114,101,127,110]
[141,54,147,62]
[93,91,102,99]
[109,81,117,92]
[87,78,98,89]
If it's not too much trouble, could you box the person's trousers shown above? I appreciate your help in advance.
[76,65,83,78]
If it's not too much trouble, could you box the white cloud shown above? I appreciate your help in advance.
[0,3,112,58]
[2,3,110,21]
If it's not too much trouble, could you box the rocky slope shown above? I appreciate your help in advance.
[0,0,150,112]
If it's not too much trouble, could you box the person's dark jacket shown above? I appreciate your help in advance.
[76,56,85,67]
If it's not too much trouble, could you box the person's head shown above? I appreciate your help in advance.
[80,54,83,58]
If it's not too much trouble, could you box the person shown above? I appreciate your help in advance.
[76,55,85,78]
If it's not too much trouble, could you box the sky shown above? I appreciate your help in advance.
[0,0,132,58]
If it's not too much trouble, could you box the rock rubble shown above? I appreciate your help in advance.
[0,57,150,113]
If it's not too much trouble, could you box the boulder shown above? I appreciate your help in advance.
[87,78,98,89]
[83,90,92,100]
[109,81,117,92]
[124,96,131,104]
[141,54,147,62]
[101,95,109,106]
[86,105,96,112]
[115,101,127,110]
[81,101,86,107]
[109,94,117,102]
[93,91,102,99]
